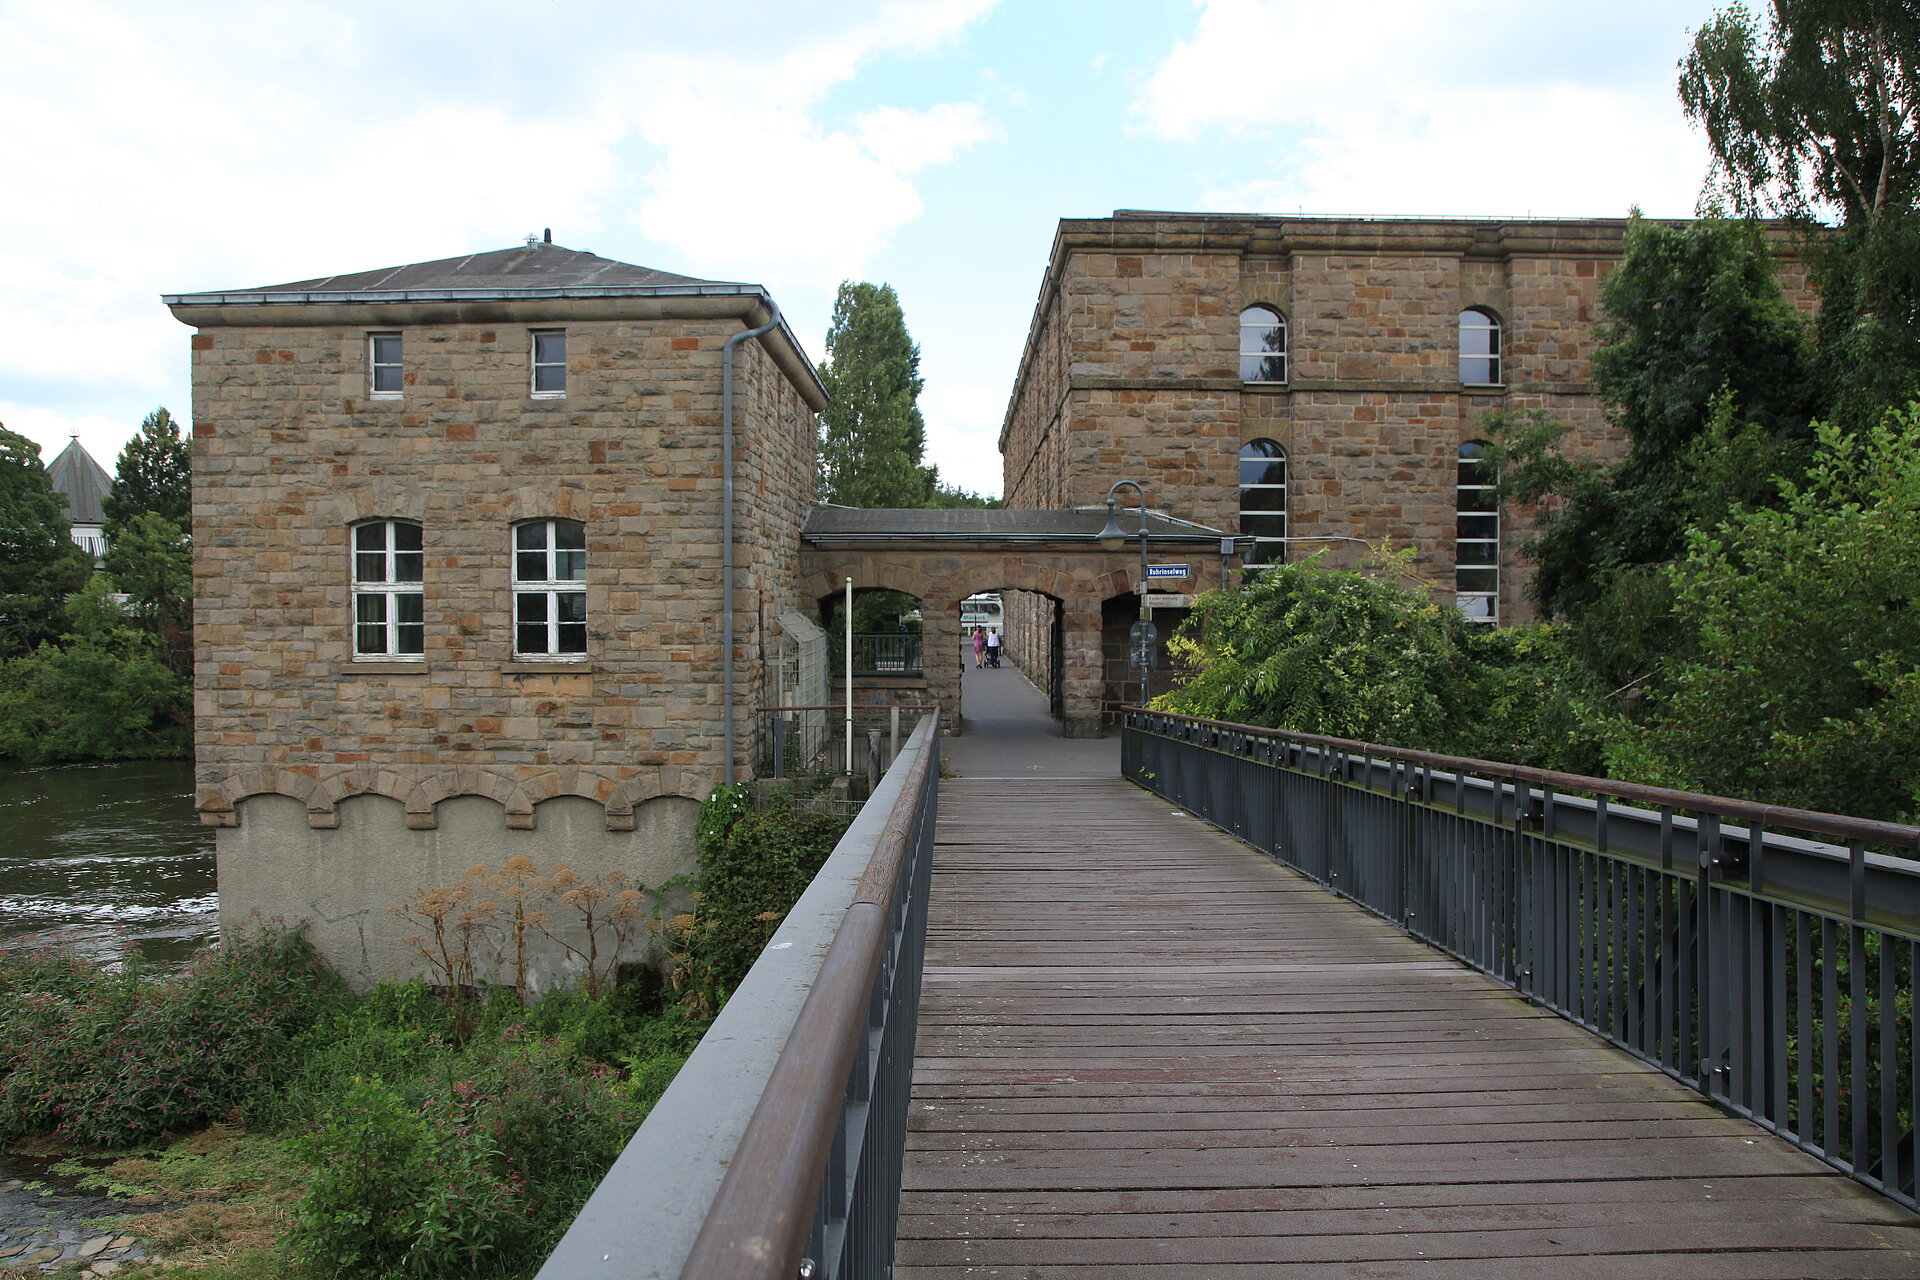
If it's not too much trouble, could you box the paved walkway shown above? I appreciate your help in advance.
[898,688,1920,1277]
[943,655,1117,781]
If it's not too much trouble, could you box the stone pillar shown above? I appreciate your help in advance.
[922,605,963,735]
[1058,596,1106,739]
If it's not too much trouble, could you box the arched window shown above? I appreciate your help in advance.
[1459,308,1501,385]
[352,520,423,658]
[1456,442,1498,623]
[514,519,587,656]
[1239,306,1288,383]
[1239,439,1288,565]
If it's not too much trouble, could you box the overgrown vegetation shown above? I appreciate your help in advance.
[0,792,851,1280]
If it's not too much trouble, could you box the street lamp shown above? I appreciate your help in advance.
[1098,479,1154,709]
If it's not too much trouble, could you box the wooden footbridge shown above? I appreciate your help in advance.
[545,704,1920,1279]
[899,776,1920,1278]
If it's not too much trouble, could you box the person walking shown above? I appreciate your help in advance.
[986,627,1002,668]
[972,625,986,668]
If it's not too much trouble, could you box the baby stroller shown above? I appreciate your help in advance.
[985,642,1001,668]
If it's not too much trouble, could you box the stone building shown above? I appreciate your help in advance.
[165,240,827,986]
[995,211,1703,689]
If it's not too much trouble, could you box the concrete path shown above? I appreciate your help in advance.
[943,653,1118,781]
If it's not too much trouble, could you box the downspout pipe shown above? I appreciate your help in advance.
[722,303,782,787]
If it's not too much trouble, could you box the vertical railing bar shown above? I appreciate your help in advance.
[1823,915,1842,1159]
[1795,911,1813,1150]
[1700,812,1724,1098]
[1769,900,1788,1127]
[1881,935,1900,1194]
[1852,917,1871,1173]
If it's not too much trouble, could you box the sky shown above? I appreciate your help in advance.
[1,0,1733,498]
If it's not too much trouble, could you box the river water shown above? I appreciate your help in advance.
[0,759,216,964]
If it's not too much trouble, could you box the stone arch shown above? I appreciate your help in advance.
[395,767,534,831]
[505,482,591,523]
[607,766,717,831]
[324,480,433,525]
[209,766,326,828]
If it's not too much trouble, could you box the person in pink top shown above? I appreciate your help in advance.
[972,626,986,668]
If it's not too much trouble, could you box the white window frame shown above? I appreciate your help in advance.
[1238,439,1288,566]
[1456,442,1499,624]
[1239,306,1288,384]
[369,332,403,399]
[352,520,424,658]
[513,519,587,657]
[531,329,567,398]
[1459,308,1502,386]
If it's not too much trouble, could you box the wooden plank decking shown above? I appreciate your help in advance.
[896,777,1920,1278]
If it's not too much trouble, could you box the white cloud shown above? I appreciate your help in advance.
[921,382,1006,496]
[1136,0,1715,218]
[622,8,1000,290]
[0,0,1001,458]
[1,404,140,475]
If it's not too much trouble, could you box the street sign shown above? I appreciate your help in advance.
[1147,564,1189,579]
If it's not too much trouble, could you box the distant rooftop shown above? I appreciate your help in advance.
[46,438,111,525]
[163,241,757,305]
[802,505,1224,543]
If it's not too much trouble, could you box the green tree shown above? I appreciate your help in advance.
[1629,409,1920,820]
[926,481,1001,509]
[1682,1,1920,428]
[0,427,91,660]
[0,577,191,762]
[1681,0,1920,226]
[102,407,191,537]
[1487,217,1815,688]
[104,511,193,678]
[816,282,936,507]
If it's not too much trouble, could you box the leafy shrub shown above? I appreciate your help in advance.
[688,784,850,1000]
[289,1033,641,1279]
[287,1076,524,1280]
[1156,550,1488,754]
[0,927,346,1146]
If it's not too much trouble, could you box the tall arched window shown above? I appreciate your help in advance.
[1456,442,1498,623]
[514,519,587,656]
[1459,308,1501,385]
[1239,439,1288,565]
[1240,306,1288,383]
[352,520,424,658]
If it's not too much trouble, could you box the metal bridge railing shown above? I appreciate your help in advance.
[1124,707,1920,1209]
[537,711,940,1280]
[843,632,923,676]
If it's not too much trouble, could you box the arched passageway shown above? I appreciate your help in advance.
[798,507,1229,738]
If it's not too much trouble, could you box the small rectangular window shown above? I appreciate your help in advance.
[532,330,566,397]
[370,333,403,398]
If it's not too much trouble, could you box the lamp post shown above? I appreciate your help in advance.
[1098,479,1154,709]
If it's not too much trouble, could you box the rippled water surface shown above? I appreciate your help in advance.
[0,760,215,963]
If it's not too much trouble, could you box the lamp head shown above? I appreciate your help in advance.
[1097,497,1126,551]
